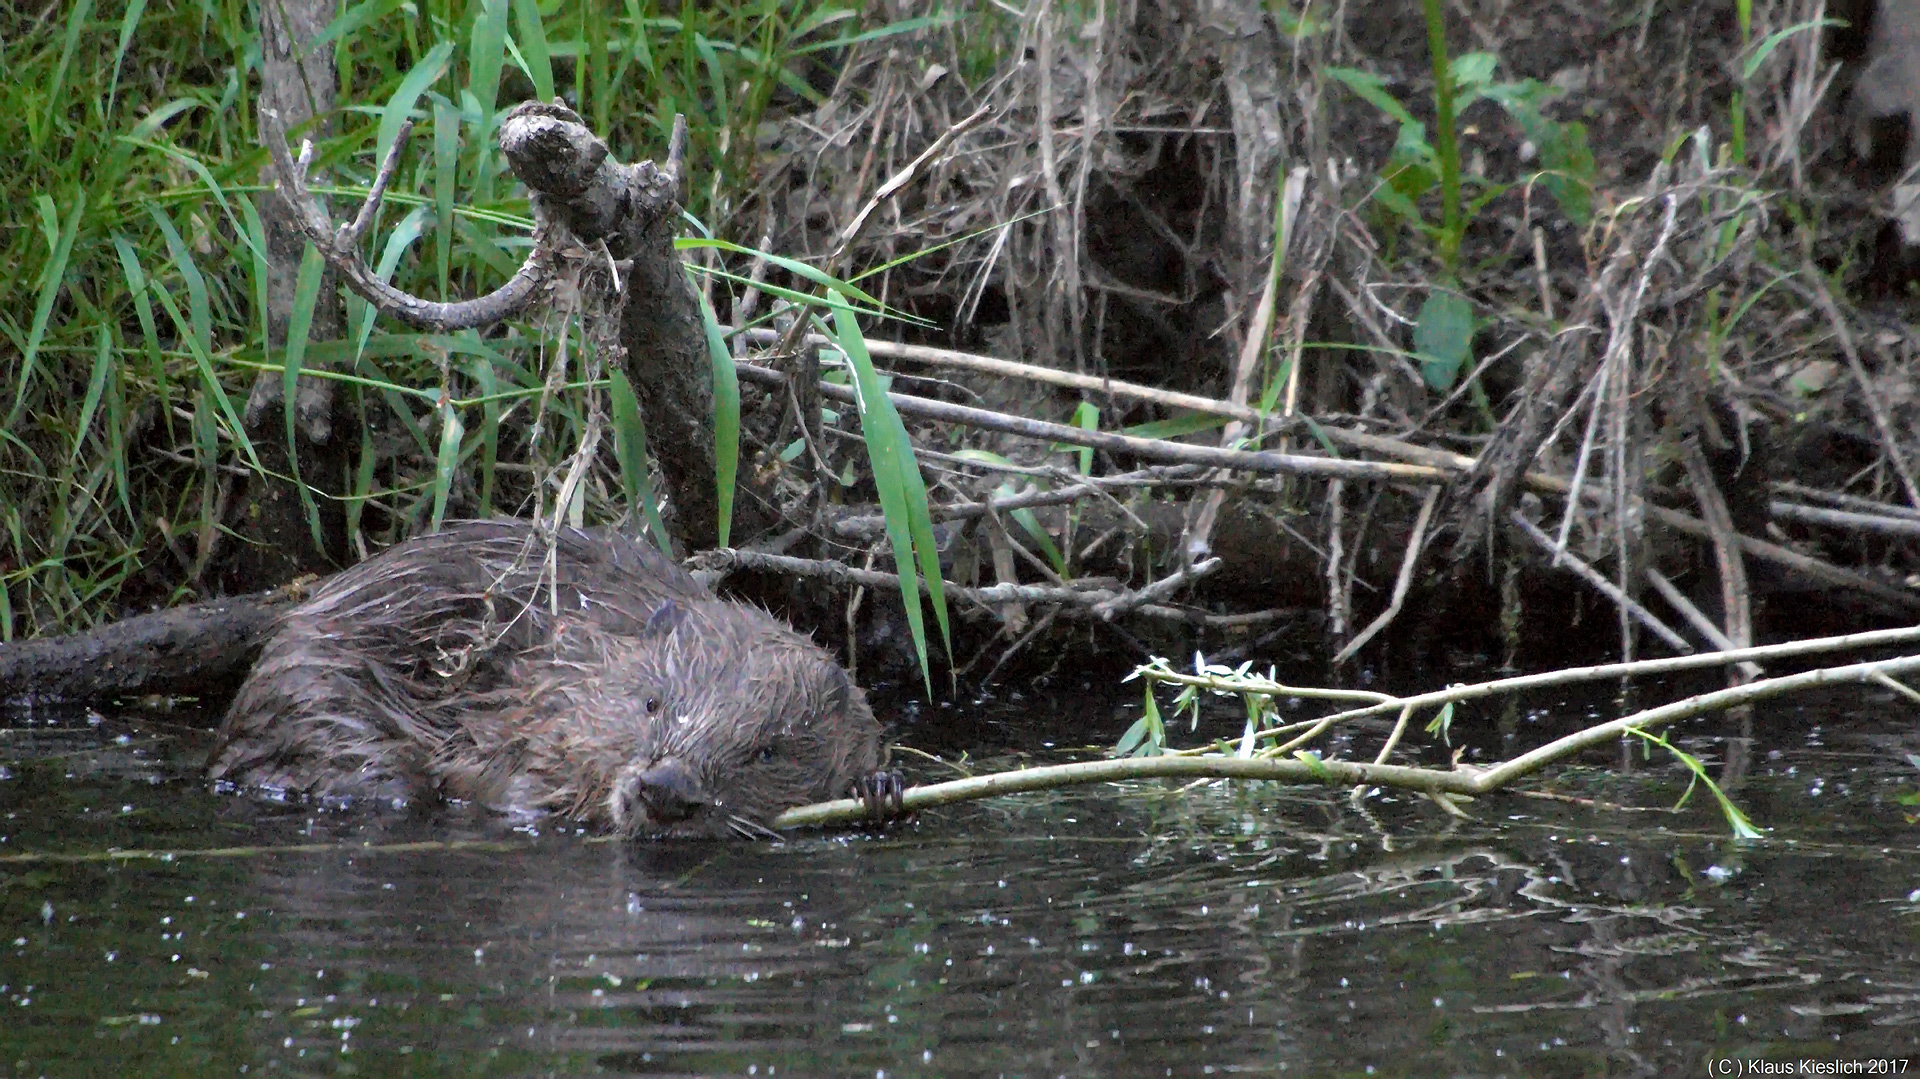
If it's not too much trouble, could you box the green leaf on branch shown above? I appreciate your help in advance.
[1449,51,1498,98]
[1325,67,1418,126]
[1414,289,1474,392]
[1624,726,1765,839]
[1116,683,1166,757]
[1424,701,1456,745]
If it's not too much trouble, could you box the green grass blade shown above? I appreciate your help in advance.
[349,399,374,549]
[610,368,674,558]
[1122,412,1229,440]
[1070,401,1098,473]
[692,282,740,547]
[790,14,955,54]
[110,236,169,427]
[829,296,950,692]
[846,376,931,687]
[378,41,455,188]
[693,32,729,130]
[1326,67,1418,127]
[685,265,915,327]
[1010,506,1067,575]
[103,328,131,520]
[106,0,149,117]
[354,204,430,359]
[618,0,657,84]
[347,418,376,550]
[145,204,212,367]
[282,243,331,553]
[468,0,511,199]
[452,214,522,279]
[584,0,610,136]
[121,135,266,265]
[44,0,95,145]
[431,400,465,533]
[677,237,885,307]
[235,192,276,368]
[8,191,86,428]
[70,324,114,466]
[1743,18,1842,79]
[122,97,202,144]
[193,389,219,542]
[432,94,458,299]
[149,279,264,476]
[316,0,407,50]
[511,0,555,101]
[947,454,1068,576]
[467,356,501,516]
[848,208,1052,285]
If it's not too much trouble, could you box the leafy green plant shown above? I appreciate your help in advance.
[1120,655,1290,759]
[1327,1,1593,395]
[1114,674,1168,758]
[1326,56,1593,262]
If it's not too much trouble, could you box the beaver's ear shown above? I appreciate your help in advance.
[644,600,684,638]
[824,664,851,714]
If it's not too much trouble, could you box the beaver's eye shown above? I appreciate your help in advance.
[757,742,777,763]
[644,695,662,716]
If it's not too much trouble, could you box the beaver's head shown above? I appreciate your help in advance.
[528,598,881,839]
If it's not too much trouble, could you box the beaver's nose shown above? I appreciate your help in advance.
[628,758,706,824]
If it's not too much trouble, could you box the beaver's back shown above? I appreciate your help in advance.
[209,520,890,838]
[208,520,709,800]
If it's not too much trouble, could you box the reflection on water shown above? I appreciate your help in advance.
[2,692,1918,1077]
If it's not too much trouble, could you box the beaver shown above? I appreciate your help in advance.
[208,520,900,838]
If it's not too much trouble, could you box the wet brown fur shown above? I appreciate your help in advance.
[208,520,882,838]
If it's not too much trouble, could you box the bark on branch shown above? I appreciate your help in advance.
[263,101,730,549]
[0,591,296,702]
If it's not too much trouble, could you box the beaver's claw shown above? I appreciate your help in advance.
[850,770,908,823]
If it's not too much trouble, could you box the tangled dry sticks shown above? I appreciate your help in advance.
[14,3,1920,835]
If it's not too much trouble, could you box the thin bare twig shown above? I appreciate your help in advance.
[1678,435,1753,674]
[734,361,1440,483]
[1092,558,1222,620]
[1797,265,1920,509]
[1644,567,1764,678]
[1770,500,1920,539]
[829,100,998,266]
[1511,512,1694,654]
[1332,486,1441,664]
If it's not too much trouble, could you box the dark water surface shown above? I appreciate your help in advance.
[2,680,1918,1077]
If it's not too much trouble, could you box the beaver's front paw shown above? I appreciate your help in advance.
[849,770,908,823]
